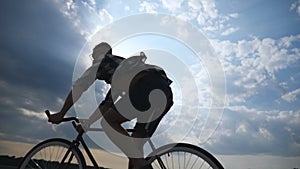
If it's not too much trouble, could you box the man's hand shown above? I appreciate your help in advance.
[48,112,64,124]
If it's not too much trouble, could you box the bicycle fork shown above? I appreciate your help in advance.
[59,126,102,169]
[59,137,81,169]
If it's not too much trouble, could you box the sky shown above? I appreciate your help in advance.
[0,0,300,169]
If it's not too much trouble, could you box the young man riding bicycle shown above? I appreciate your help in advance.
[48,42,173,169]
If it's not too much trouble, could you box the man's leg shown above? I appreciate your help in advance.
[100,105,148,168]
[129,96,173,168]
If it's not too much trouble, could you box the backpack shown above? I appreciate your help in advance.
[110,53,172,94]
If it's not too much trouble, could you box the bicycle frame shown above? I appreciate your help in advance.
[62,119,166,169]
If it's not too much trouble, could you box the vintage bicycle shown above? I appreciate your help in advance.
[19,110,224,169]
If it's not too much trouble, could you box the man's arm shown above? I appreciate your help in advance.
[48,90,74,124]
[59,91,75,116]
[48,59,103,124]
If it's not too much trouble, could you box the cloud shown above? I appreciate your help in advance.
[200,0,218,19]
[0,0,85,94]
[161,0,184,11]
[290,0,300,16]
[279,34,300,48]
[82,0,97,11]
[211,34,300,103]
[258,127,273,140]
[97,9,114,23]
[228,13,239,18]
[281,88,300,103]
[236,123,247,133]
[192,31,300,156]
[0,0,88,146]
[0,77,75,143]
[64,0,79,17]
[139,1,159,13]
[221,27,239,36]
[51,0,240,39]
[18,108,47,120]
[188,0,202,10]
[204,106,300,156]
[52,0,113,39]
[187,0,239,37]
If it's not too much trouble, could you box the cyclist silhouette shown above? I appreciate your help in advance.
[49,42,173,169]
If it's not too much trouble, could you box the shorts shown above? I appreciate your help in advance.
[100,73,173,138]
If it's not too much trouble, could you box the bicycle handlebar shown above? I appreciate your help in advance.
[45,110,79,123]
[45,110,135,133]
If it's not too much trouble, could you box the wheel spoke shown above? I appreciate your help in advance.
[148,143,224,169]
[19,139,84,169]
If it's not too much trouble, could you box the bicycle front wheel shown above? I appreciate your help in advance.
[19,138,86,169]
[147,143,224,169]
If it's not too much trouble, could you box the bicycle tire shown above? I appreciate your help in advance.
[146,143,224,169]
[19,138,86,169]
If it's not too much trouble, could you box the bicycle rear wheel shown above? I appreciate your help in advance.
[19,138,86,169]
[146,143,224,169]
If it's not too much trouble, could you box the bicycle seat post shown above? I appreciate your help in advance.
[148,139,156,152]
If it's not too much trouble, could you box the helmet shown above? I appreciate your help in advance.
[92,42,112,60]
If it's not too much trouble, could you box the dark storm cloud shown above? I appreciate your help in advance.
[0,0,85,94]
[0,0,85,143]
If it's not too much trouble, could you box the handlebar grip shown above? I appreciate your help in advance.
[45,110,50,118]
